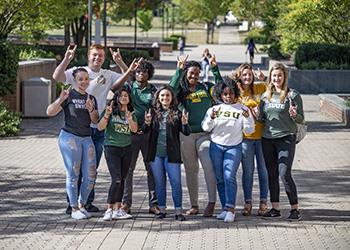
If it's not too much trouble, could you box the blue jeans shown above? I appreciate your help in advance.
[150,157,182,210]
[241,139,269,202]
[210,142,242,209]
[86,127,105,204]
[59,130,97,208]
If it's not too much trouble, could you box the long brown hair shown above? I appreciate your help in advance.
[266,63,288,103]
[152,86,179,124]
[233,63,255,97]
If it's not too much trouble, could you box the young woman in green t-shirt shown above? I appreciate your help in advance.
[97,88,138,221]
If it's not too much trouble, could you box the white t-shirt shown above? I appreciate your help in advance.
[201,103,255,146]
[65,66,121,127]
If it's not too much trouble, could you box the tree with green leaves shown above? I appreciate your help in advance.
[277,0,350,53]
[177,0,227,44]
[137,10,153,37]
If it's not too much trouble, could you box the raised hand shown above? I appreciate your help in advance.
[59,85,71,101]
[109,48,124,65]
[105,100,114,116]
[85,95,95,113]
[253,68,266,81]
[209,54,217,67]
[241,107,250,118]
[177,54,188,69]
[144,108,152,125]
[129,57,143,72]
[126,110,135,121]
[64,45,77,61]
[210,107,221,119]
[181,109,189,124]
[251,106,260,119]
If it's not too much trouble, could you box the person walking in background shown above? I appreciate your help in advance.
[98,88,138,221]
[178,37,184,55]
[52,44,128,214]
[232,63,269,217]
[47,68,98,220]
[258,63,304,221]
[171,54,221,217]
[143,86,191,221]
[245,38,258,65]
[201,48,212,82]
[202,77,255,223]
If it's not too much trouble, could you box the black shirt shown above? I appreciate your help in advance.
[61,89,98,137]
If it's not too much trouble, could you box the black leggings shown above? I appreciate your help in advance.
[262,135,298,205]
[104,145,132,204]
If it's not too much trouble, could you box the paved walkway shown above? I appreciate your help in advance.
[1,28,350,249]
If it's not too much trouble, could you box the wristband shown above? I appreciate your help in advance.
[89,108,95,113]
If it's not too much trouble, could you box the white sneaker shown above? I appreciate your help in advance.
[217,211,227,220]
[112,209,133,220]
[103,209,113,221]
[71,210,87,220]
[80,208,92,218]
[224,211,235,223]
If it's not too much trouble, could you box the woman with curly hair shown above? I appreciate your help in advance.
[143,86,191,221]
[98,87,138,221]
[202,77,255,223]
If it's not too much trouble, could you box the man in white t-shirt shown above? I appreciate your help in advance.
[53,44,128,214]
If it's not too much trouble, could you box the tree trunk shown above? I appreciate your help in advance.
[206,21,210,44]
[210,21,215,44]
[64,24,70,46]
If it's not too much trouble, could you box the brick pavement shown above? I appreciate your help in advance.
[1,28,350,249]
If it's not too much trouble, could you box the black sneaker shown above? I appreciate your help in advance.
[156,212,166,219]
[85,204,99,213]
[175,214,186,221]
[263,208,281,218]
[65,205,72,215]
[287,209,301,221]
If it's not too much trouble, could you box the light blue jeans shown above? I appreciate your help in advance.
[210,142,242,209]
[150,156,182,210]
[241,139,269,202]
[58,130,97,208]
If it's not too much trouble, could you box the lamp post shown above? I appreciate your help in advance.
[88,0,92,48]
[134,0,138,50]
[103,0,107,50]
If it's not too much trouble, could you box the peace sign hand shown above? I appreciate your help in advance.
[105,100,114,116]
[181,109,189,124]
[177,54,189,69]
[85,95,95,113]
[211,107,221,119]
[144,108,152,125]
[126,110,135,121]
[253,68,265,81]
[129,57,144,72]
[59,85,71,101]
[64,45,77,61]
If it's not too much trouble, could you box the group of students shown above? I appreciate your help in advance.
[47,43,304,223]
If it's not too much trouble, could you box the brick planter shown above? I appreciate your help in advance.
[319,94,350,126]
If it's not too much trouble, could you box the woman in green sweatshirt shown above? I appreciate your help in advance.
[259,63,304,221]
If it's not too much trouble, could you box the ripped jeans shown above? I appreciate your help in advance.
[58,130,97,208]
[261,135,298,205]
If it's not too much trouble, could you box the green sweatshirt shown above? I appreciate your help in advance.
[169,66,221,133]
[259,90,304,139]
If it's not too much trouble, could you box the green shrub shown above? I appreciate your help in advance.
[170,34,186,47]
[295,43,350,69]
[0,101,21,137]
[164,37,178,50]
[244,28,269,44]
[267,42,290,60]
[346,98,350,108]
[0,41,20,96]
[19,48,55,60]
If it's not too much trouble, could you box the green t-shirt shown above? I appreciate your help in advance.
[156,111,168,157]
[103,111,137,147]
[260,91,304,139]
